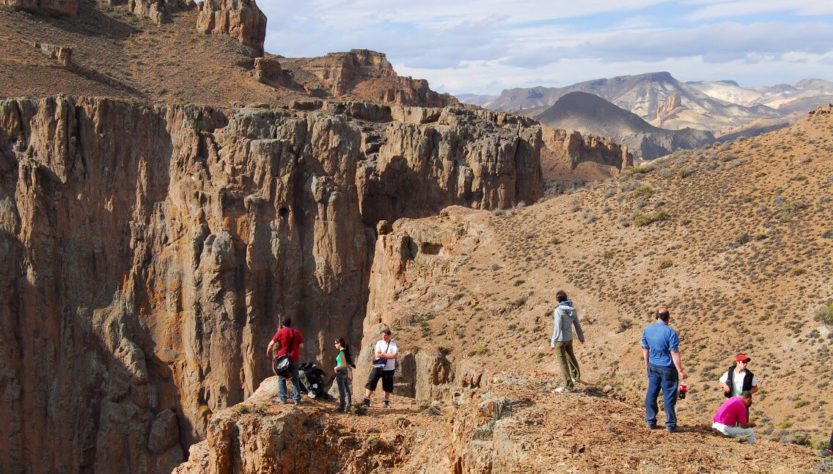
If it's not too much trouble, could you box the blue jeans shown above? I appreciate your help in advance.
[278,362,301,403]
[645,364,678,428]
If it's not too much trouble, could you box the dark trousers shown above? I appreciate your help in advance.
[554,340,580,388]
[829,429,833,451]
[645,364,679,428]
[336,369,351,410]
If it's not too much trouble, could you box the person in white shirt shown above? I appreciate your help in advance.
[719,353,758,398]
[361,329,399,408]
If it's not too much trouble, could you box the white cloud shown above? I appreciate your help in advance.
[685,0,833,20]
[258,0,833,94]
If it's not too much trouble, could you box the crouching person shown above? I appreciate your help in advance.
[712,391,756,444]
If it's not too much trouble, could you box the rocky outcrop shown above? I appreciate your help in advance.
[253,57,295,88]
[285,50,458,107]
[34,42,72,67]
[656,92,682,124]
[0,0,78,16]
[196,0,267,55]
[127,0,165,25]
[0,96,541,473]
[358,108,543,224]
[544,127,632,171]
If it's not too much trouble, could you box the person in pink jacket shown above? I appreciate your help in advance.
[712,391,755,444]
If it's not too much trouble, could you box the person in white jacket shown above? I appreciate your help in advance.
[549,290,585,392]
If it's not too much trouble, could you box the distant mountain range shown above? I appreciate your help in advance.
[537,91,714,160]
[459,73,833,135]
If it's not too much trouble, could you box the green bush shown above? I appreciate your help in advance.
[816,303,833,326]
[633,211,670,227]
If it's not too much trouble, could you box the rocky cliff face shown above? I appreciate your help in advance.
[196,0,267,55]
[283,50,459,107]
[0,96,541,473]
[544,128,632,171]
[0,0,78,16]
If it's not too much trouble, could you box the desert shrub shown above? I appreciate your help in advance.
[633,185,654,199]
[630,164,654,174]
[583,210,596,224]
[733,233,751,248]
[816,303,833,326]
[677,167,695,178]
[633,211,670,227]
[615,319,632,333]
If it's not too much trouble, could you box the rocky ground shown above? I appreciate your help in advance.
[174,373,819,473]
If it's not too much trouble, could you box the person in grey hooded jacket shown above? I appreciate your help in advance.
[549,290,585,392]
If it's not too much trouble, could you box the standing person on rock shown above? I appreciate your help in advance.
[641,306,688,433]
[361,328,398,409]
[333,337,356,413]
[266,318,305,405]
[549,290,585,393]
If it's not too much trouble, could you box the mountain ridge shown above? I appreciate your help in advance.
[536,91,715,160]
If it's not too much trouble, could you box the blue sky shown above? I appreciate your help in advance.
[259,0,833,95]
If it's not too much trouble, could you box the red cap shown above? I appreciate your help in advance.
[735,354,751,363]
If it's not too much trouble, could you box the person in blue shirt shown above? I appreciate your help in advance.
[641,306,688,432]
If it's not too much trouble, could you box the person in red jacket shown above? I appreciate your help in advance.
[266,318,304,404]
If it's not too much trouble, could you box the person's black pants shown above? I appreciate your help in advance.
[365,368,394,393]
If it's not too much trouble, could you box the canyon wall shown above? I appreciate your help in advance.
[0,96,542,473]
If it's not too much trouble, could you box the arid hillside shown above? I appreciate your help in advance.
[0,2,456,108]
[351,105,833,470]
[175,106,833,474]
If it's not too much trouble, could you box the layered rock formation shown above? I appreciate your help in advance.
[197,0,267,55]
[283,50,458,107]
[0,96,541,473]
[0,0,79,16]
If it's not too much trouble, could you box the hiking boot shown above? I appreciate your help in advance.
[361,398,371,407]
[383,400,391,409]
[666,426,677,433]
[554,386,573,394]
[277,398,288,404]
[646,423,658,429]
[819,448,833,458]
[292,399,300,405]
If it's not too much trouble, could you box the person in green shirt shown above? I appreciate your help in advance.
[333,337,355,413]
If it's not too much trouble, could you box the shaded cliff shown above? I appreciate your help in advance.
[0,96,541,473]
